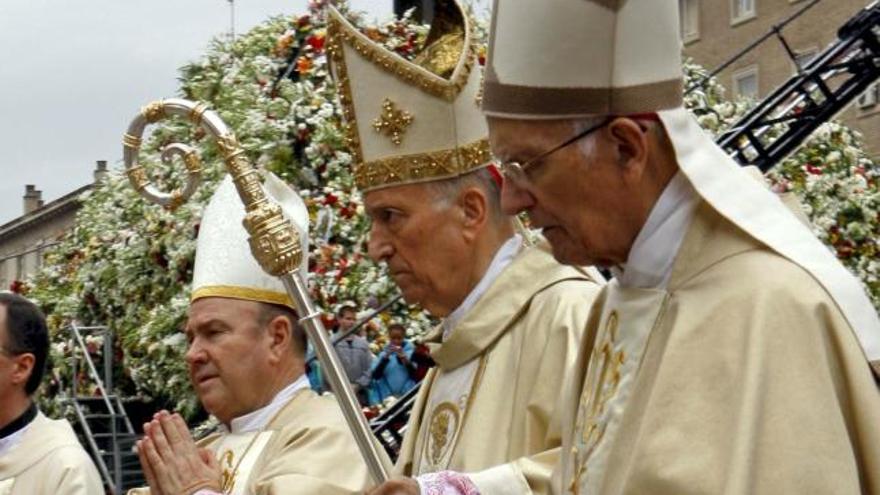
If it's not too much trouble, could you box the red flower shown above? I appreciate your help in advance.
[307,33,325,52]
[805,164,823,175]
[297,15,311,28]
[323,193,339,206]
[8,280,28,295]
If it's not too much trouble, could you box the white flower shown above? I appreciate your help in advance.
[826,151,842,163]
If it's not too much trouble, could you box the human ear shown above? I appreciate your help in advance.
[267,316,292,363]
[458,187,488,241]
[11,353,35,387]
[607,118,649,182]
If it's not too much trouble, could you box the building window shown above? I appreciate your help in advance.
[731,0,756,24]
[733,66,759,99]
[856,82,878,109]
[679,0,700,43]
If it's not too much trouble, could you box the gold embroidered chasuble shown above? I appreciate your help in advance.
[395,243,604,494]
[558,202,880,495]
[0,412,103,495]
[130,388,372,495]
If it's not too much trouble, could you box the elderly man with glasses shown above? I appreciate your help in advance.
[0,292,103,494]
[484,1,880,494]
[325,2,604,494]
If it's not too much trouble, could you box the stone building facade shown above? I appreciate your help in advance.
[0,161,107,291]
[680,0,879,158]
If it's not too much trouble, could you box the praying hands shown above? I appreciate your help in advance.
[136,411,222,495]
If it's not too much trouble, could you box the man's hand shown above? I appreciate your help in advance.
[136,411,222,495]
[366,477,420,495]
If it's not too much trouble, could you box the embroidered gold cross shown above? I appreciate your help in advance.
[372,98,413,145]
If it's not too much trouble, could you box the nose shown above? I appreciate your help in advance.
[500,178,536,215]
[185,338,207,368]
[367,225,393,262]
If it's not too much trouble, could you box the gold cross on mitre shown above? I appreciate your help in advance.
[372,98,413,145]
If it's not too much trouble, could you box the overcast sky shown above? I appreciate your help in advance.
[0,0,395,225]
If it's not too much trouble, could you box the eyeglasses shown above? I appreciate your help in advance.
[498,117,611,188]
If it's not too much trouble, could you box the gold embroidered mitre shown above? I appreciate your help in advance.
[326,0,490,192]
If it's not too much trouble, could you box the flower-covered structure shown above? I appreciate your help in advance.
[22,6,879,416]
[27,2,434,416]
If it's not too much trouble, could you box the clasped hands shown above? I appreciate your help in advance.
[136,410,222,495]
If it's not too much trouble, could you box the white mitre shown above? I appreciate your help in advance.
[191,173,309,309]
[326,0,491,192]
[483,0,880,377]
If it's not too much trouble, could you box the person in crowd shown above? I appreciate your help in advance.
[305,340,325,394]
[369,324,417,404]
[328,304,374,406]
[130,174,373,494]
[326,2,604,493]
[482,1,880,493]
[0,292,103,494]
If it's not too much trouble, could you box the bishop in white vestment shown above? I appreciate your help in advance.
[326,3,604,493]
[483,1,880,493]
[130,174,374,495]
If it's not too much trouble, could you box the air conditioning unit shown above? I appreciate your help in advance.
[856,83,878,108]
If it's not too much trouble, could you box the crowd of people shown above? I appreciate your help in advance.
[305,304,433,409]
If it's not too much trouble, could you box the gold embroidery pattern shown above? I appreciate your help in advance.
[428,402,460,466]
[326,19,363,164]
[215,431,265,494]
[417,355,489,473]
[372,99,413,146]
[354,139,491,190]
[326,13,475,103]
[325,8,484,190]
[220,450,236,493]
[570,311,625,494]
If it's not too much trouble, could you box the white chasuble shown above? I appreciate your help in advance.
[555,202,880,494]
[394,243,604,495]
[415,357,485,474]
[0,413,103,495]
[212,431,274,495]
[568,282,667,495]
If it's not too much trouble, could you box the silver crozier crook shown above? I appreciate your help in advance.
[122,98,391,483]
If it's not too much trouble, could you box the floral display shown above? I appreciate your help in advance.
[27,2,433,416]
[22,7,878,417]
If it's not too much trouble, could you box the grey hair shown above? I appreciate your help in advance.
[571,116,607,159]
[425,167,505,223]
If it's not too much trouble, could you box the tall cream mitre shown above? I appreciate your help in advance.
[326,0,491,192]
[191,173,309,309]
[482,0,683,119]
